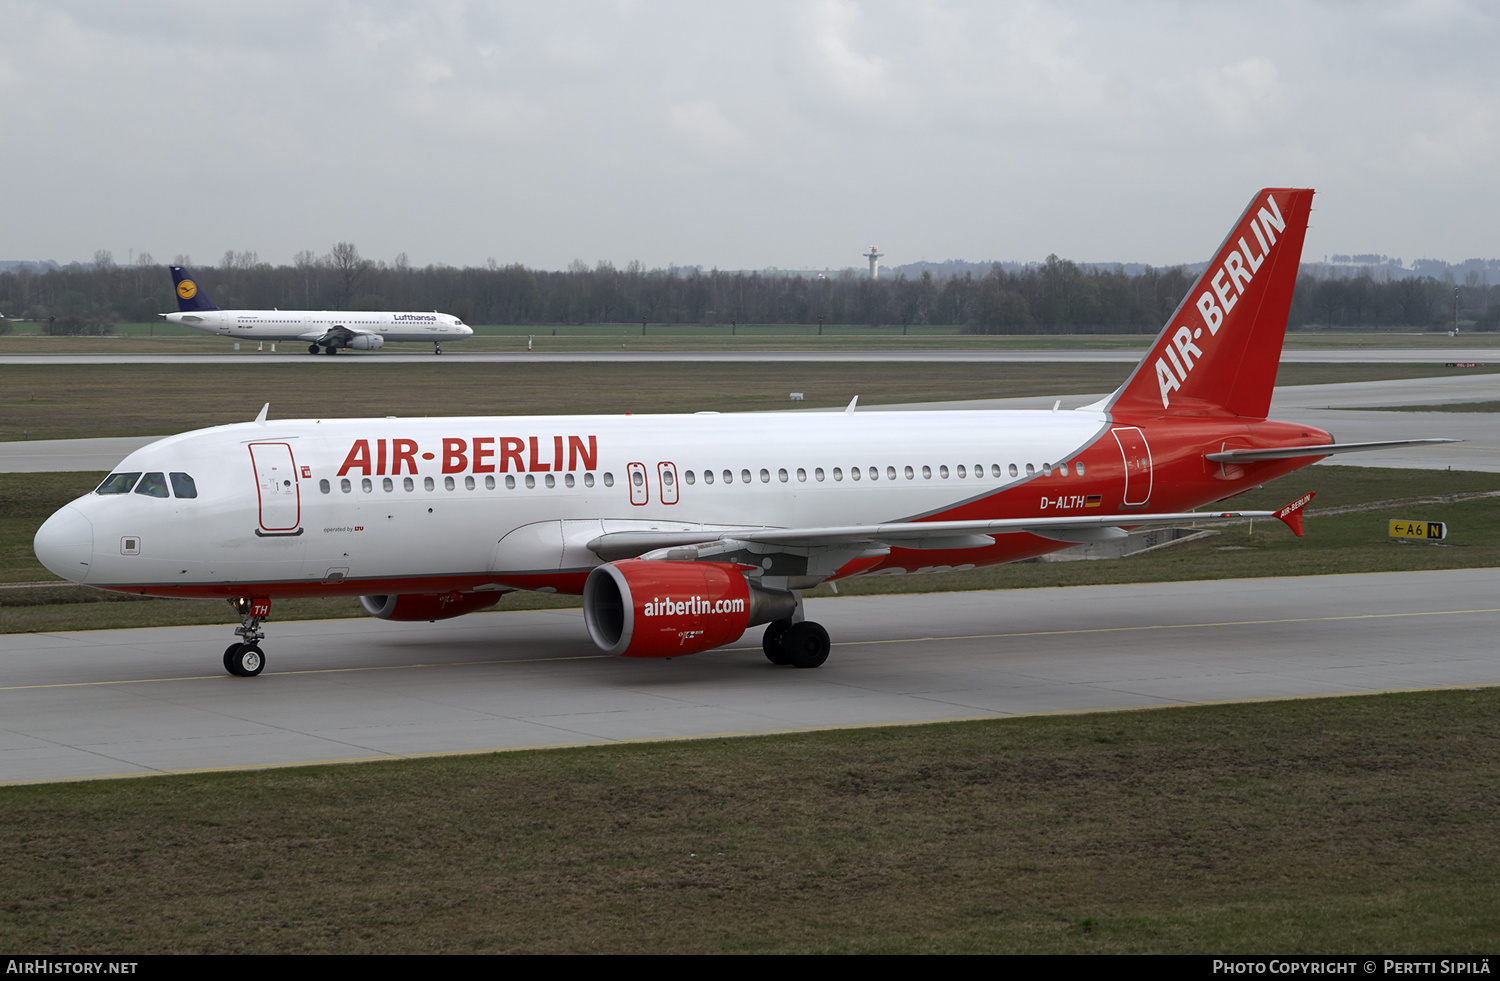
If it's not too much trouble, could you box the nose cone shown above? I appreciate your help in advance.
[461,325,473,336]
[34,505,93,582]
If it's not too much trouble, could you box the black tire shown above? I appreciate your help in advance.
[223,643,245,676]
[783,621,830,669]
[762,619,793,665]
[233,644,266,677]
[324,346,337,355]
[307,343,319,355]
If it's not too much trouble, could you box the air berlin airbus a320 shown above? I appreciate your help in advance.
[34,189,1450,676]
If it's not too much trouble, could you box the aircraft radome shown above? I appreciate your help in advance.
[37,189,1454,677]
[161,265,473,355]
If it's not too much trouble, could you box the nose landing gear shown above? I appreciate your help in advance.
[434,342,443,355]
[224,597,270,677]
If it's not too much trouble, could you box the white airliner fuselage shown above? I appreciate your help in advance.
[38,407,1118,597]
[162,309,473,350]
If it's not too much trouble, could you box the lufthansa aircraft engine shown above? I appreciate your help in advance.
[348,334,384,351]
[360,591,501,622]
[582,560,797,658]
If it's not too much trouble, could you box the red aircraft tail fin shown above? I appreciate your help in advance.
[1108,188,1314,420]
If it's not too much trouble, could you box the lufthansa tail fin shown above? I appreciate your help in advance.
[1106,188,1314,420]
[169,266,221,313]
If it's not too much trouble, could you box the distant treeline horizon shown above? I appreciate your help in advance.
[2,246,1496,333]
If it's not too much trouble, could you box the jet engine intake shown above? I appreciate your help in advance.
[360,591,501,621]
[583,559,795,658]
[348,334,384,351]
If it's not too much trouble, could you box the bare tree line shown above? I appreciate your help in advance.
[3,246,1496,332]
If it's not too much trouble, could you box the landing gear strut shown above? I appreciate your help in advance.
[224,597,269,676]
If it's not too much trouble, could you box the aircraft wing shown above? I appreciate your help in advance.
[306,324,376,346]
[1205,439,1458,462]
[587,507,1284,561]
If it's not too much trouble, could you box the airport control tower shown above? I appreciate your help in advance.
[864,246,883,280]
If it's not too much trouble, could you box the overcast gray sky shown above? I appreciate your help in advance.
[3,1,1495,271]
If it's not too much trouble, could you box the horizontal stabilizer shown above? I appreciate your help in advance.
[1205,438,1459,463]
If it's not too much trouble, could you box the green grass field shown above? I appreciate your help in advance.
[4,358,1496,442]
[2,689,1496,953]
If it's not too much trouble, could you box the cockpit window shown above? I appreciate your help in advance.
[135,472,170,498]
[96,472,142,495]
[170,472,198,499]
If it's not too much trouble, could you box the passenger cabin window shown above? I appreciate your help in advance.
[135,472,170,498]
[96,472,142,495]
[320,479,331,494]
[170,473,198,498]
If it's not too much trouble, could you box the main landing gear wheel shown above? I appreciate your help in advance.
[762,619,793,665]
[782,622,831,669]
[307,343,320,355]
[223,643,265,677]
[323,345,338,355]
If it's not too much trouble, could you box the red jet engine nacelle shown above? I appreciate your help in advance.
[360,591,501,622]
[583,560,795,658]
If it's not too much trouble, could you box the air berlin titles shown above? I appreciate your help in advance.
[643,595,746,617]
[337,435,598,477]
[1156,193,1288,409]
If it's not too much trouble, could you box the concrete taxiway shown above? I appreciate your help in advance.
[2,569,1495,785]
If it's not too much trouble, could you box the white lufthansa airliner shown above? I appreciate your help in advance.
[161,266,473,354]
[38,189,1451,677]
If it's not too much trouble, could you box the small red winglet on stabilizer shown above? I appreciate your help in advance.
[1275,492,1316,537]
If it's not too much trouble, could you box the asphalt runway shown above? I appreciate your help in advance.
[2,347,1499,365]
[3,569,1496,785]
